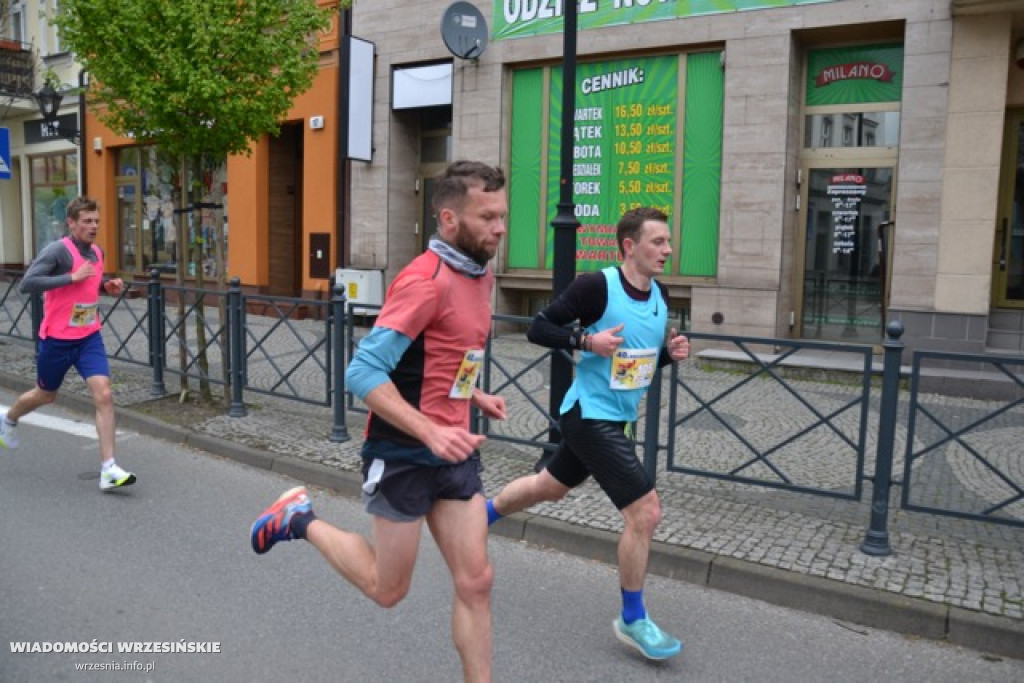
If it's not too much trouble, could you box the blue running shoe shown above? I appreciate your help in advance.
[250,486,312,554]
[613,616,682,660]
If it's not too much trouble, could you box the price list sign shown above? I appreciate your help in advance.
[545,55,678,271]
[508,52,722,277]
[827,173,866,255]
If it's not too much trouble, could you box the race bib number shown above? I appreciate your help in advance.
[69,303,98,327]
[449,349,485,399]
[609,348,658,390]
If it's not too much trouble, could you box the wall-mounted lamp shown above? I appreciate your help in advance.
[92,136,103,154]
[35,82,80,144]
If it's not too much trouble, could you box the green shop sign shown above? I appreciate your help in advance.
[507,52,723,277]
[806,44,904,106]
[493,0,836,40]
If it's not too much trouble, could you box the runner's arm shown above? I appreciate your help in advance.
[18,242,74,294]
[527,272,607,350]
[345,326,412,399]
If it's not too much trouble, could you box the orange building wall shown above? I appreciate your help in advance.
[83,61,340,293]
[82,113,133,274]
[283,65,338,296]
[227,141,270,287]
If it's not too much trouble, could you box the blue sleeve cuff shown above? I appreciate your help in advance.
[345,326,413,399]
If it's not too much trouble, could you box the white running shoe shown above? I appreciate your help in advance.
[0,416,19,449]
[99,464,137,491]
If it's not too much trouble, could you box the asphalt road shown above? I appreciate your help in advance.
[1,397,1021,683]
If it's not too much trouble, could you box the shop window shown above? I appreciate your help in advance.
[30,152,78,253]
[114,146,227,278]
[804,111,899,149]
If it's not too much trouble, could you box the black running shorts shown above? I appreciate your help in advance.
[545,402,654,510]
[360,454,484,522]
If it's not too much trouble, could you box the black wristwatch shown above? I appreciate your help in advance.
[569,328,583,350]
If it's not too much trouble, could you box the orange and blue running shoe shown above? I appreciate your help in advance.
[250,486,312,554]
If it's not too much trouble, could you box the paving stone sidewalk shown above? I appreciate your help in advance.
[0,332,1021,659]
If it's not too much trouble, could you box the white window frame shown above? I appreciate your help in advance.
[50,0,63,53]
[6,1,27,43]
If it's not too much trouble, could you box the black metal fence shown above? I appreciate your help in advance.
[2,270,1022,548]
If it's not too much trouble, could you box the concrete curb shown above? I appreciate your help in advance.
[1,372,1021,660]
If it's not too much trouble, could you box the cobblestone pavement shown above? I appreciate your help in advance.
[1,321,1022,650]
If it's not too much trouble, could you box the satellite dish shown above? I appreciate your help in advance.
[441,2,489,61]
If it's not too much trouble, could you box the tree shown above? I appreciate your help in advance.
[58,0,336,158]
[57,0,338,402]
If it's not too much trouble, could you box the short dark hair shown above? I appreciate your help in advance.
[66,196,99,221]
[431,161,506,214]
[616,207,668,254]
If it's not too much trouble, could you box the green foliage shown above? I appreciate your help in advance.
[56,0,334,158]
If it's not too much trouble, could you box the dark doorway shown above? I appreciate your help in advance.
[268,122,303,296]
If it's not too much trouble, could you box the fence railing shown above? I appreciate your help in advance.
[901,350,1024,525]
[2,271,1022,550]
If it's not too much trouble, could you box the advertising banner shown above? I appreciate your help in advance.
[493,0,836,41]
[507,52,723,277]
[806,44,904,106]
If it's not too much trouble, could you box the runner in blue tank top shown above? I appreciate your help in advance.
[487,207,691,661]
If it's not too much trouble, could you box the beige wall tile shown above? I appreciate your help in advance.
[691,287,780,336]
[935,274,992,313]
[904,19,954,56]
[894,179,944,216]
[937,219,997,275]
[940,167,1000,222]
[944,112,1006,168]
[898,147,946,183]
[889,275,936,310]
[903,52,952,88]
[902,84,952,119]
[899,115,947,150]
[952,13,1012,60]
[948,58,1013,113]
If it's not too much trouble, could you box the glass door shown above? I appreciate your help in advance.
[994,110,1024,307]
[799,165,894,342]
[116,181,139,272]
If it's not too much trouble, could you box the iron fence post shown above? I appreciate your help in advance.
[228,277,247,417]
[642,365,664,483]
[148,269,165,396]
[860,320,904,556]
[329,279,350,442]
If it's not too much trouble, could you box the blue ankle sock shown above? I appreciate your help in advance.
[621,588,646,624]
[486,499,503,526]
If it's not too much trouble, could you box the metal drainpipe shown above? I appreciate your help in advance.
[77,69,87,195]
[335,7,353,268]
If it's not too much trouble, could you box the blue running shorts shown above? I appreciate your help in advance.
[36,331,110,391]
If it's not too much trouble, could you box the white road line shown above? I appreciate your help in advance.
[0,404,126,440]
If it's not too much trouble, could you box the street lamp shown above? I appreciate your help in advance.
[35,81,80,144]
[539,0,579,470]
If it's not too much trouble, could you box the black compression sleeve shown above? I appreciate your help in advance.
[526,272,608,350]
